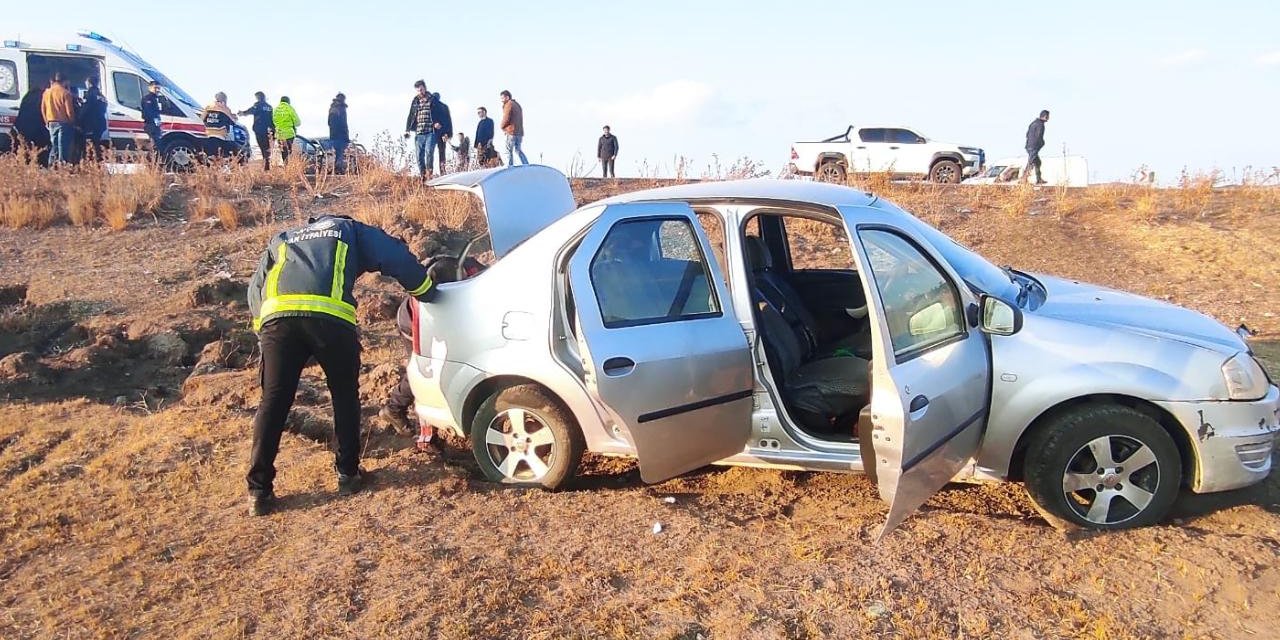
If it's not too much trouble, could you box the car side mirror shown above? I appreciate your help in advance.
[979,295,1022,336]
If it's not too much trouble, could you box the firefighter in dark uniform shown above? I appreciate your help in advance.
[245,214,446,516]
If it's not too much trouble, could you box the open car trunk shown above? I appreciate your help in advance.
[428,165,577,258]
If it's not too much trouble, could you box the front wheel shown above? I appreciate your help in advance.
[1023,404,1182,530]
[470,385,584,489]
[159,136,201,172]
[929,159,962,183]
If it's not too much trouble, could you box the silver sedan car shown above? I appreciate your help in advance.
[407,165,1278,532]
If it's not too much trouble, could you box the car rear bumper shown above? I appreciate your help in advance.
[406,354,484,438]
[1157,385,1280,493]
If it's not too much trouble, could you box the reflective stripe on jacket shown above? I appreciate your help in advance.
[247,215,435,331]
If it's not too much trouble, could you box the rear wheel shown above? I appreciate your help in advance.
[815,161,846,184]
[929,159,961,183]
[470,385,584,489]
[1023,404,1182,530]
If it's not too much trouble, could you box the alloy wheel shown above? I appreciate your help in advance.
[1061,434,1160,525]
[483,408,558,481]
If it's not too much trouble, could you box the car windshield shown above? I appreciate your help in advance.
[907,217,1021,301]
[104,41,200,108]
[141,67,199,108]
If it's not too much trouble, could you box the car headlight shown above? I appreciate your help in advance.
[958,147,982,155]
[1222,352,1269,400]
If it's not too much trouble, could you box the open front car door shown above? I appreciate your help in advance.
[853,224,992,537]
[568,202,754,483]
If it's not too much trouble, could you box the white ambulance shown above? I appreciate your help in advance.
[0,30,248,167]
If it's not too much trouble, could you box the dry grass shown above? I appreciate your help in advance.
[0,175,1278,639]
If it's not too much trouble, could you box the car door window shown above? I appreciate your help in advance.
[782,215,854,271]
[590,218,720,328]
[889,129,923,144]
[113,71,143,110]
[858,128,886,143]
[860,229,964,357]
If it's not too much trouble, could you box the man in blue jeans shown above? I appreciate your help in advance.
[404,80,439,179]
[499,90,527,166]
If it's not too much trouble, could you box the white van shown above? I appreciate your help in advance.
[0,30,248,166]
[964,154,1089,187]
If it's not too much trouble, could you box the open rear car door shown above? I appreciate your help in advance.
[568,202,754,483]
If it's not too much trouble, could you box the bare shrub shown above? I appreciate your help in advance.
[215,201,240,231]
[1,197,59,229]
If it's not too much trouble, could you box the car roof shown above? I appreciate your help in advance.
[593,178,881,209]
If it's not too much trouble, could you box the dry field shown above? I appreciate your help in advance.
[1,154,1279,639]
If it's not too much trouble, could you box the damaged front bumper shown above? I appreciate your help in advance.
[1157,385,1280,493]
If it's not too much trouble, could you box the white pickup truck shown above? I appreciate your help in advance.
[788,125,985,184]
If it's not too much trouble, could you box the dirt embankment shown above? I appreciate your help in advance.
[0,175,1278,639]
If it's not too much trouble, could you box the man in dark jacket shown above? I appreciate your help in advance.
[239,91,275,170]
[431,92,452,174]
[403,80,439,179]
[597,125,619,178]
[328,93,350,174]
[1024,109,1049,185]
[13,87,50,166]
[140,80,168,153]
[474,106,497,167]
[78,76,109,162]
[245,214,446,516]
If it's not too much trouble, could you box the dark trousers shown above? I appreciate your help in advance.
[255,131,271,170]
[387,367,414,414]
[279,137,293,165]
[247,317,363,495]
[601,156,616,178]
[1024,150,1043,183]
[434,136,448,173]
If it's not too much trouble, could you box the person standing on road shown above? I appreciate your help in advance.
[597,125,619,178]
[40,73,77,166]
[1023,109,1049,185]
[78,76,110,163]
[273,96,301,166]
[245,214,445,516]
[140,80,167,153]
[328,93,350,174]
[239,91,275,170]
[431,92,452,174]
[474,106,497,167]
[404,80,438,180]
[499,90,527,166]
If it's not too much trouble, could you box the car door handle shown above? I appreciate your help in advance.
[602,356,635,377]
[111,111,126,116]
[889,146,900,150]
[909,395,929,413]
[855,146,866,149]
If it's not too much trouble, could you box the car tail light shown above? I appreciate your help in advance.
[410,299,422,356]
[790,146,798,160]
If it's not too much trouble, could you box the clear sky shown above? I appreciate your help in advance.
[8,1,1279,182]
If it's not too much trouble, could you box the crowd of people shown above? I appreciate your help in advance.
[10,74,627,178]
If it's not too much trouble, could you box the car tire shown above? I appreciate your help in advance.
[815,161,846,184]
[929,159,962,183]
[159,136,200,172]
[470,384,584,489]
[1023,404,1182,530]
